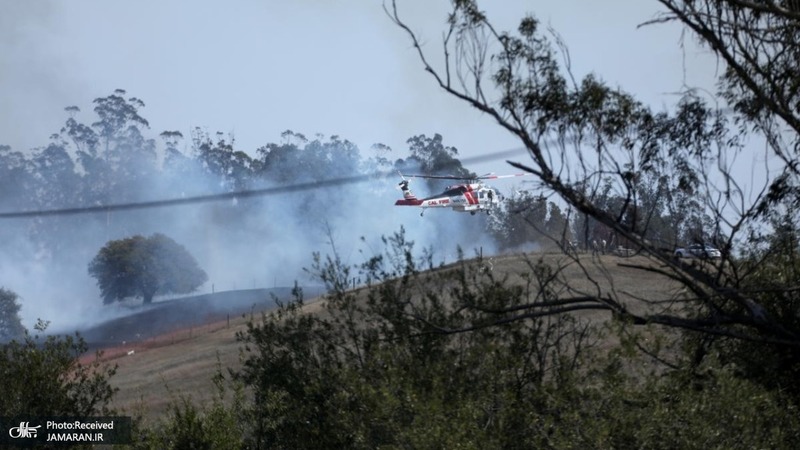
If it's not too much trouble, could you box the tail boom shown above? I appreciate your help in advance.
[395,198,423,206]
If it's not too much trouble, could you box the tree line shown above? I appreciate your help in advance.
[0,89,714,264]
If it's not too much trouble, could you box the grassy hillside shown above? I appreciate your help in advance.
[104,252,681,422]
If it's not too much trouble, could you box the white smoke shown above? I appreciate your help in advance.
[0,134,500,334]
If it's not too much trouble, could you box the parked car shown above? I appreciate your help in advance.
[674,244,721,259]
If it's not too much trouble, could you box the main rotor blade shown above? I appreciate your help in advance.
[401,174,466,180]
[399,172,530,181]
[478,173,529,180]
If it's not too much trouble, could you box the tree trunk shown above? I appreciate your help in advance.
[142,290,155,305]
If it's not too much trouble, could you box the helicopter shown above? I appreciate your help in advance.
[394,172,528,216]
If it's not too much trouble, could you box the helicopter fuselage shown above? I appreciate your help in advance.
[395,182,501,214]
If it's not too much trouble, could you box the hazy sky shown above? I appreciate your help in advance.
[0,1,733,331]
[1,0,717,173]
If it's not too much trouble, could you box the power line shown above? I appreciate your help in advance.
[0,147,531,219]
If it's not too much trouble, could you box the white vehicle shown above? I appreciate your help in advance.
[674,244,721,259]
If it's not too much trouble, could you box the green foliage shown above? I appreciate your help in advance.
[220,228,800,448]
[694,211,800,403]
[532,354,800,449]
[107,226,799,449]
[0,319,117,417]
[131,364,248,450]
[88,233,207,304]
[232,231,572,447]
[0,288,26,342]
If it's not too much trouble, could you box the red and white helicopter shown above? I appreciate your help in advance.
[395,171,528,216]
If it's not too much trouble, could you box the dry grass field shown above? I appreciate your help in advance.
[99,252,684,423]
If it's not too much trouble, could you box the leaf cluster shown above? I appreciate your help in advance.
[0,320,118,418]
[217,229,800,448]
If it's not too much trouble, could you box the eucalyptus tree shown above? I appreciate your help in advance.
[191,128,256,193]
[84,89,156,204]
[403,133,474,185]
[386,0,800,374]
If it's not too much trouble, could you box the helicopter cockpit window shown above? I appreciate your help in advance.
[442,187,467,197]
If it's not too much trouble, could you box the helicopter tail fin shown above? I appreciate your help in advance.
[396,178,421,205]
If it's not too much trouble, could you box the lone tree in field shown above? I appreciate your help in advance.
[88,233,207,305]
